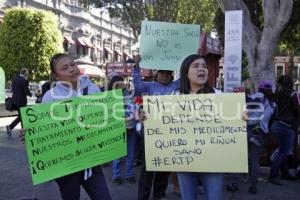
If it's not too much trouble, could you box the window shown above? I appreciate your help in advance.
[104,49,108,60]
[293,66,299,80]
[83,47,87,56]
[114,52,119,62]
[90,48,95,62]
[98,50,102,62]
[276,65,284,78]
[76,45,87,56]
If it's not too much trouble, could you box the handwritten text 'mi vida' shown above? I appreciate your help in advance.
[146,97,221,123]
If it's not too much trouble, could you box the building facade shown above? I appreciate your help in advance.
[1,0,138,69]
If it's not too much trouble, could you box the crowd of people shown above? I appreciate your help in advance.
[6,51,300,200]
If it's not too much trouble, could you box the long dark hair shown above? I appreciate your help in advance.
[108,75,124,90]
[275,75,294,105]
[259,88,275,105]
[179,54,214,94]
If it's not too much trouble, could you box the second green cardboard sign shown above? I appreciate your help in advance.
[20,89,126,185]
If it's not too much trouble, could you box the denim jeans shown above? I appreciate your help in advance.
[269,121,295,179]
[112,129,137,180]
[55,166,111,200]
[177,172,224,200]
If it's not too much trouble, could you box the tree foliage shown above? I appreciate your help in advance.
[279,0,300,51]
[81,0,217,39]
[0,8,63,81]
[103,0,147,39]
[176,0,216,33]
[79,0,104,9]
[95,0,181,39]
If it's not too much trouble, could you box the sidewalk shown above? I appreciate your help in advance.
[0,103,18,118]
[0,116,300,199]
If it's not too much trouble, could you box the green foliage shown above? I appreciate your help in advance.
[177,0,217,33]
[0,8,63,81]
[79,0,104,9]
[279,0,300,51]
[147,0,180,22]
[214,7,224,46]
[105,0,146,39]
[82,0,218,39]
[242,52,249,81]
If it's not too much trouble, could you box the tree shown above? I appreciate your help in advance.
[279,0,300,51]
[82,0,217,39]
[97,0,181,39]
[216,0,294,89]
[79,0,104,9]
[103,0,148,39]
[0,8,63,81]
[176,0,217,33]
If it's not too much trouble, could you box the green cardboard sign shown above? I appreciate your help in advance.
[20,89,126,185]
[139,21,201,71]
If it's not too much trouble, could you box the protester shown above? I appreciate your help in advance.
[268,75,300,185]
[6,68,32,137]
[41,80,52,97]
[176,54,223,200]
[246,80,276,194]
[133,96,144,167]
[109,74,138,185]
[20,53,111,200]
[133,55,179,200]
[225,86,246,193]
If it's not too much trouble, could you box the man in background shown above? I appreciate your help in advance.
[6,68,32,136]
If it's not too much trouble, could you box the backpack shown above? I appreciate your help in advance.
[247,92,276,134]
[5,97,13,111]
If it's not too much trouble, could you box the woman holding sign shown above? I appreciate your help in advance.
[177,54,223,200]
[21,53,112,200]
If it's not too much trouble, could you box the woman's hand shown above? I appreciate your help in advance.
[133,55,141,69]
[138,109,147,122]
[19,128,26,144]
[242,110,248,121]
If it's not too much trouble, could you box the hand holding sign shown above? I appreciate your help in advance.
[133,55,141,67]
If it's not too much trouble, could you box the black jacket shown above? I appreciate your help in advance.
[11,75,32,108]
[276,91,300,130]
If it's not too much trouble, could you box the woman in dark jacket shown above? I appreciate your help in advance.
[268,75,300,184]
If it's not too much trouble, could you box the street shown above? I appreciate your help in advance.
[0,115,300,200]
